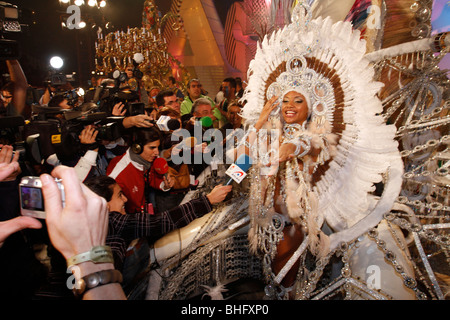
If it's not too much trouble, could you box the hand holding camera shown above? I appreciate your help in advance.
[40,166,109,260]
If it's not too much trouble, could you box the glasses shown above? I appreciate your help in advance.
[1,94,13,99]
[165,100,180,106]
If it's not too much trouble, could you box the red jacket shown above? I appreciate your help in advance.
[107,149,167,214]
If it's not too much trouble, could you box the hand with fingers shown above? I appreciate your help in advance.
[255,95,280,130]
[163,174,175,189]
[0,217,42,248]
[123,114,155,129]
[0,144,41,247]
[79,125,99,145]
[111,102,126,117]
[0,144,21,181]
[206,184,233,204]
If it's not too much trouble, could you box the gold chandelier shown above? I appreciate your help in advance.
[94,0,189,88]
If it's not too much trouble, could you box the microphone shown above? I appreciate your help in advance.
[225,154,253,185]
[153,157,169,176]
[196,116,212,128]
[148,115,181,131]
[167,119,181,131]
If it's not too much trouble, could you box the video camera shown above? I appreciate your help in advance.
[0,2,21,60]
[47,73,77,87]
[24,104,124,164]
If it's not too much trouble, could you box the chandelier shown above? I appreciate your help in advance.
[93,0,189,90]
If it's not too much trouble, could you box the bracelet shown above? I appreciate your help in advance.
[67,246,114,268]
[73,269,123,298]
[283,136,311,157]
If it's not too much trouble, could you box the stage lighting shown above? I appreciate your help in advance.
[50,56,64,69]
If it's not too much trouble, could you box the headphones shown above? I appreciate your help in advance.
[130,127,161,155]
[131,131,144,154]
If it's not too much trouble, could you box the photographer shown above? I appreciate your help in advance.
[74,124,127,181]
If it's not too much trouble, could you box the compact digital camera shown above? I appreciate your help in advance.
[19,176,65,219]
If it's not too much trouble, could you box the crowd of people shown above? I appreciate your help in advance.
[0,57,246,300]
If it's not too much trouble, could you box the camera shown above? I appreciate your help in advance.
[19,176,65,220]
[0,2,21,60]
[128,102,145,116]
[95,121,122,141]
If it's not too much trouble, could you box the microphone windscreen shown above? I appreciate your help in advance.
[200,116,213,128]
[153,157,169,175]
[167,119,181,131]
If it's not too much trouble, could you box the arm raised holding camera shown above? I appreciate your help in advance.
[41,166,126,300]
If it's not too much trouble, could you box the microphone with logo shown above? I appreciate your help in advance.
[144,157,170,215]
[153,157,169,177]
[225,154,253,186]
[147,115,181,132]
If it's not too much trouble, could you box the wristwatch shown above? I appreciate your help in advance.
[73,269,123,298]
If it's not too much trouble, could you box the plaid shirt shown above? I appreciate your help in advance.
[107,195,213,271]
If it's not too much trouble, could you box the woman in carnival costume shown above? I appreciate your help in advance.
[237,2,421,300]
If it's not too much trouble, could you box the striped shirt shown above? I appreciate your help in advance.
[107,195,213,271]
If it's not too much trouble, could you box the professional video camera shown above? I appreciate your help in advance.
[96,53,145,113]
[24,103,124,164]
[0,2,21,60]
[46,73,77,87]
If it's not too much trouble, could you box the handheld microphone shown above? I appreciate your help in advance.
[195,116,213,128]
[225,154,253,185]
[147,115,181,131]
[153,157,169,176]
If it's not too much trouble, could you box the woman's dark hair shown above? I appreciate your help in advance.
[133,126,162,147]
[84,175,117,202]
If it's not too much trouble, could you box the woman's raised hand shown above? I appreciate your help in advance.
[255,95,279,130]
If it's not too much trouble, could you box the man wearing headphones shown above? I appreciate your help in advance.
[106,126,175,214]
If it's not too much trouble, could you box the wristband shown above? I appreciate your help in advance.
[67,246,114,268]
[73,269,123,298]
